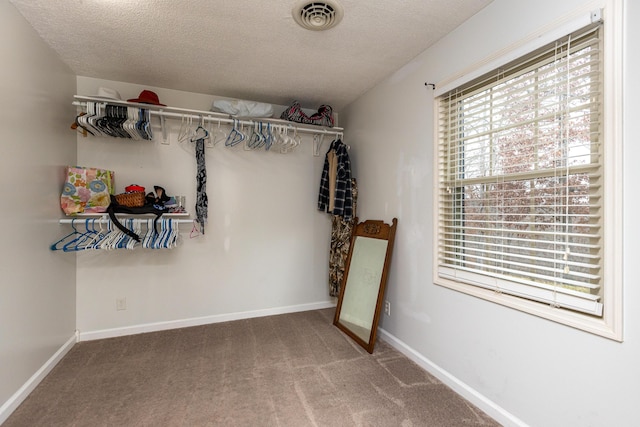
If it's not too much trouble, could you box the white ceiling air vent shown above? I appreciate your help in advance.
[292,0,344,31]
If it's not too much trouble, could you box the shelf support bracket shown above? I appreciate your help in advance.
[160,110,168,144]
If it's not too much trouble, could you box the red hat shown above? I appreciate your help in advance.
[125,184,145,193]
[127,90,166,106]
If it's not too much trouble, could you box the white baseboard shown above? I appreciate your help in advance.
[0,333,77,425]
[377,328,528,427]
[78,301,336,342]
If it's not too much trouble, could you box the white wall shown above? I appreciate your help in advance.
[342,0,638,426]
[0,0,77,412]
[74,77,335,335]
[6,0,638,425]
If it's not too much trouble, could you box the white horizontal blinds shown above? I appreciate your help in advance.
[437,23,604,316]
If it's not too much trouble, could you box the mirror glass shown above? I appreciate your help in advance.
[338,237,388,342]
[334,218,397,353]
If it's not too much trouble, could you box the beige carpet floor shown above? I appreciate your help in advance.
[4,309,500,426]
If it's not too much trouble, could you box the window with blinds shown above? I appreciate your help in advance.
[436,23,604,316]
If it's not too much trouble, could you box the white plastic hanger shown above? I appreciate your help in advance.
[177,115,194,143]
[191,116,210,142]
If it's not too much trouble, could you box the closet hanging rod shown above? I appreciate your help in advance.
[73,96,344,137]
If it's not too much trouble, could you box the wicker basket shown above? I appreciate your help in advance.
[115,192,145,207]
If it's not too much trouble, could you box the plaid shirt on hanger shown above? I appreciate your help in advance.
[318,140,353,220]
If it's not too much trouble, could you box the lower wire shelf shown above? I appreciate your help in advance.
[59,212,193,224]
[53,213,197,251]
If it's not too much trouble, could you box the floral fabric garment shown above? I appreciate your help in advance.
[329,178,357,297]
[60,166,114,215]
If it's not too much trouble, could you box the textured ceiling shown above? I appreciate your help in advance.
[9,0,492,111]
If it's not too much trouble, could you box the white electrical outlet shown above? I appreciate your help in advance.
[384,300,391,316]
[116,297,127,311]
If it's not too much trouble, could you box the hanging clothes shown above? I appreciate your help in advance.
[328,178,357,297]
[195,136,208,234]
[327,149,338,213]
[317,139,357,296]
[318,139,353,220]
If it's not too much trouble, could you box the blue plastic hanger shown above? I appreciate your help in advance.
[51,219,83,251]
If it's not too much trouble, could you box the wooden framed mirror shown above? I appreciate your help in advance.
[333,218,397,353]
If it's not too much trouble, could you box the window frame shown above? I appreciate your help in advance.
[432,3,623,341]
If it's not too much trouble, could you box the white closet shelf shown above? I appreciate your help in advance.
[73,95,344,136]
